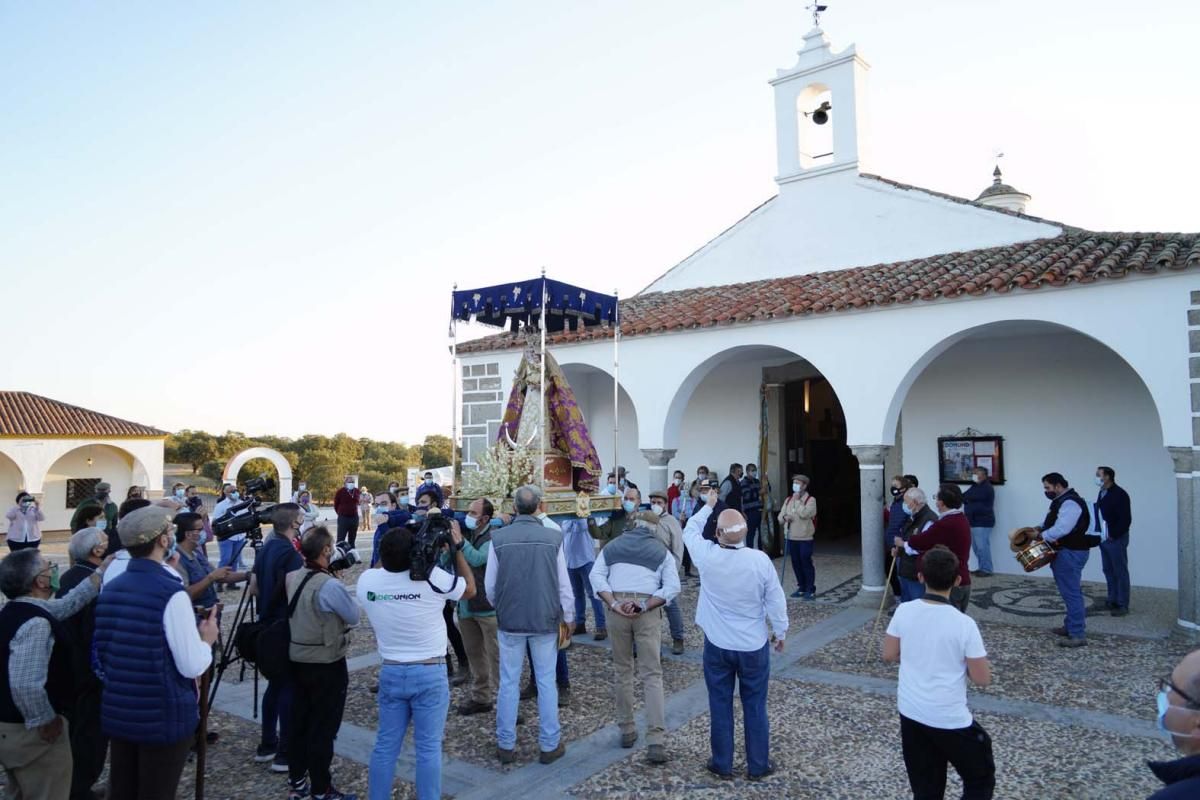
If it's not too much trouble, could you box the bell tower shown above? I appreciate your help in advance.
[770,23,870,185]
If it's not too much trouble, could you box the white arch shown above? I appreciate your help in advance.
[558,361,641,484]
[222,447,293,503]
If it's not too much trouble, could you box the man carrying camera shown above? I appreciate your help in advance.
[250,504,305,772]
[357,514,475,800]
[486,485,575,765]
[454,499,501,716]
[285,527,359,800]
[174,512,247,616]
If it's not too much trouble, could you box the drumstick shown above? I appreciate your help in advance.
[866,554,898,661]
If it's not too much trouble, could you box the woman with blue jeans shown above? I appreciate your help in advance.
[357,524,475,800]
[778,475,817,599]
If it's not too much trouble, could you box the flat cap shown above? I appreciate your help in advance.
[648,489,669,501]
[117,504,174,547]
[95,482,112,492]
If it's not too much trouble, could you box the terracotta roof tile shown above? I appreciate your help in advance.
[0,392,168,438]
[459,231,1200,355]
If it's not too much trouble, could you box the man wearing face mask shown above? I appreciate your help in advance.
[648,490,687,654]
[698,479,730,543]
[718,464,744,514]
[683,493,787,781]
[174,513,246,616]
[899,484,973,612]
[58,528,110,800]
[413,490,471,685]
[213,483,248,591]
[616,466,637,493]
[455,499,502,716]
[369,493,410,569]
[894,488,939,603]
[1094,466,1133,617]
[588,486,644,549]
[94,505,219,800]
[70,482,118,541]
[599,473,619,497]
[333,476,362,550]
[740,465,763,550]
[962,467,996,578]
[1034,472,1096,647]
[0,546,108,799]
[1148,649,1200,798]
[667,470,686,514]
[779,475,817,599]
[884,475,910,602]
[284,527,360,800]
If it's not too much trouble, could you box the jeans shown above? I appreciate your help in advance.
[970,527,994,573]
[261,677,293,756]
[217,537,244,575]
[498,631,560,751]
[664,597,685,641]
[744,509,762,550]
[527,643,569,686]
[1099,535,1130,610]
[289,659,349,794]
[788,539,815,595]
[899,575,925,603]
[336,515,359,548]
[900,714,995,800]
[1050,547,1089,638]
[702,637,771,777]
[568,563,607,631]
[369,663,450,800]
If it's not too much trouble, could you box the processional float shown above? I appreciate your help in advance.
[448,272,622,518]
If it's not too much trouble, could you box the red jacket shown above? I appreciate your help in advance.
[667,483,681,508]
[334,487,360,517]
[907,509,972,587]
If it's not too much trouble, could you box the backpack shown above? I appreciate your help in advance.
[254,570,319,682]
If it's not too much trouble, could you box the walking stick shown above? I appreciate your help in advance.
[196,664,213,800]
[865,554,898,661]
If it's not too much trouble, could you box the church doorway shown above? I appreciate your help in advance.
[782,375,860,554]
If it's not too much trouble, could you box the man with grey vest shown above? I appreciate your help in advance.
[285,526,360,800]
[589,510,680,763]
[485,485,575,765]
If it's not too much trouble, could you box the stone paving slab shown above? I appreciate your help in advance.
[568,679,1172,800]
[797,614,1194,720]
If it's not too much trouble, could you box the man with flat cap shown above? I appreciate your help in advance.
[94,504,219,800]
[683,490,788,782]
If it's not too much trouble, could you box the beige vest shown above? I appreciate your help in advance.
[285,569,350,664]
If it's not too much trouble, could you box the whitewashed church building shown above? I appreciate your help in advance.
[458,27,1200,631]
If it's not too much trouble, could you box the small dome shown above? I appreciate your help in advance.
[975,165,1029,202]
[974,165,1031,213]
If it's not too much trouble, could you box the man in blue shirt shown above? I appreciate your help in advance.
[251,504,305,772]
[174,513,245,613]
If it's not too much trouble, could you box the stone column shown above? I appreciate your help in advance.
[764,384,786,556]
[640,448,678,498]
[851,444,890,607]
[1170,446,1199,634]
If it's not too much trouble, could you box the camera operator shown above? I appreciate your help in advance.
[250,503,305,773]
[285,527,359,800]
[369,493,411,569]
[174,513,246,617]
[414,489,470,683]
[357,515,474,800]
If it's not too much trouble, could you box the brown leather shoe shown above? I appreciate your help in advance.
[647,745,668,764]
[620,731,637,748]
[539,743,566,764]
[593,630,607,641]
[456,700,492,716]
[497,747,516,765]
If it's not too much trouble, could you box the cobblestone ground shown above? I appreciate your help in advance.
[40,558,1190,799]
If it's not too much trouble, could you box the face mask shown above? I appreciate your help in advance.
[901,505,913,517]
[198,528,208,545]
[673,478,683,486]
[464,515,478,531]
[230,492,240,501]
[698,474,708,481]
[20,501,33,509]
[792,483,802,493]
[346,483,355,490]
[165,540,178,560]
[748,472,756,479]
[890,487,903,498]
[619,479,627,488]
[48,570,60,594]
[1156,689,1200,738]
[389,486,399,495]
[1095,477,1104,487]
[1044,490,1056,501]
[651,503,664,515]
[415,507,429,518]
[96,519,107,531]
[622,500,637,514]
[973,476,984,484]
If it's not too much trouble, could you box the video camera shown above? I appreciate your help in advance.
[406,508,456,583]
[212,476,277,544]
[329,541,362,572]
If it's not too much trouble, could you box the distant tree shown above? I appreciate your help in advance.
[421,435,456,469]
[166,430,221,474]
[238,457,279,490]
[199,461,224,484]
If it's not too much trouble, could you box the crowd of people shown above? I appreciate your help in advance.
[0,458,1196,800]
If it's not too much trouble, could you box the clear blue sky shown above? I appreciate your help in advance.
[3,1,1197,443]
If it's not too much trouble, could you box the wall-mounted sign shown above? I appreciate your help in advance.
[937,435,1005,485]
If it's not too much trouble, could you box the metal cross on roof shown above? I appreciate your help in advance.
[806,2,828,27]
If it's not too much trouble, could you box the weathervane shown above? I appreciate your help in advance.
[807,2,828,27]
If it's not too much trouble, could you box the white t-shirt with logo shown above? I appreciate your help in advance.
[356,566,467,662]
[886,598,987,729]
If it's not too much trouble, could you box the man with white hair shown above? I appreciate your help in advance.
[683,487,788,781]
[58,528,110,800]
[895,487,939,603]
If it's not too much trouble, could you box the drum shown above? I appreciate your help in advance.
[1016,539,1057,572]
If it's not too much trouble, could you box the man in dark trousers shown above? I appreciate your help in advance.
[1036,472,1096,647]
[698,478,729,542]
[1094,465,1133,617]
[719,464,744,513]
[740,464,763,550]
[333,475,361,549]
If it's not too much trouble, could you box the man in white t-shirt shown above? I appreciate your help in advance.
[357,519,474,800]
[883,544,994,800]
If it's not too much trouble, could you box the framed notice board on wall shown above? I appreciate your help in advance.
[937,435,1005,485]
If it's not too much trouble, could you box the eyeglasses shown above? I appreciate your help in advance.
[38,563,59,579]
[1158,675,1200,709]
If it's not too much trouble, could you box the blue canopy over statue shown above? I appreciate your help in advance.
[451,277,618,333]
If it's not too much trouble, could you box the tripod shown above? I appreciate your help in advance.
[196,533,262,800]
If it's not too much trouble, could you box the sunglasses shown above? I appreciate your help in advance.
[1158,675,1200,709]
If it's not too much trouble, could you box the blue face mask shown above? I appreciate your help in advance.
[96,519,107,531]
[464,515,478,531]
[1157,689,1200,738]
[230,492,240,501]
[622,500,637,514]
[901,505,913,517]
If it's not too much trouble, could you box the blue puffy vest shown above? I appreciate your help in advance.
[94,559,198,744]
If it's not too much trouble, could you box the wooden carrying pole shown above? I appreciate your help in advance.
[539,271,547,488]
[451,284,459,485]
[613,289,620,482]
